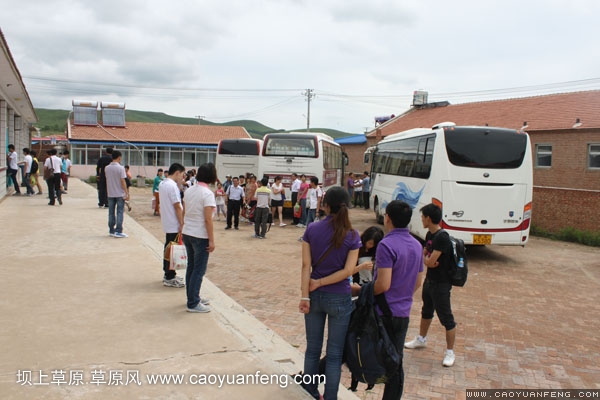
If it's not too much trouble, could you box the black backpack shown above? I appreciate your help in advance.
[442,230,468,287]
[30,158,39,174]
[344,282,400,386]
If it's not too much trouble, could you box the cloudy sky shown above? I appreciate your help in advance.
[2,0,599,133]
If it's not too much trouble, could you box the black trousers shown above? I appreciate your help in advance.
[46,174,62,204]
[291,191,299,224]
[380,315,409,400]
[163,232,179,280]
[363,191,370,210]
[97,177,108,207]
[226,200,242,228]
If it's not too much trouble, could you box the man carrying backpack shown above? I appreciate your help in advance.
[373,200,424,399]
[405,203,457,367]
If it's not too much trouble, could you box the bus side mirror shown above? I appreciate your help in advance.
[363,153,370,164]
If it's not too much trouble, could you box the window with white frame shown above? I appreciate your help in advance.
[589,144,600,169]
[535,144,552,167]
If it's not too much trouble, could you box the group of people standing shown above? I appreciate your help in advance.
[346,171,371,209]
[6,144,71,206]
[299,192,457,400]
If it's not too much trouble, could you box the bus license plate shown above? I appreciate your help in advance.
[473,234,492,245]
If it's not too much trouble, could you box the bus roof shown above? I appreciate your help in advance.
[266,132,336,143]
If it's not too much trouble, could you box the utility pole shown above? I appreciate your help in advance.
[303,89,315,132]
[195,115,205,125]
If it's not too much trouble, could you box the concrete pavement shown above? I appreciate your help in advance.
[0,179,360,400]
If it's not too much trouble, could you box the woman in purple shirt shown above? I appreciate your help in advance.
[299,186,362,400]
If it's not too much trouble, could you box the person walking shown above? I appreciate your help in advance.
[61,150,72,192]
[253,177,271,239]
[299,186,361,400]
[225,176,244,230]
[6,144,21,195]
[214,182,226,221]
[296,174,310,228]
[30,150,43,195]
[44,149,63,206]
[372,200,425,399]
[159,163,186,288]
[182,163,217,313]
[104,151,129,238]
[305,177,322,228]
[404,203,458,367]
[22,148,35,195]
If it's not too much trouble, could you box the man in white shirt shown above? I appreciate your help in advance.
[22,148,35,195]
[105,151,129,238]
[44,149,63,205]
[225,177,245,230]
[6,144,21,195]
[290,173,301,225]
[159,163,186,288]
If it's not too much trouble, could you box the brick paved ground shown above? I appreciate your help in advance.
[127,186,600,399]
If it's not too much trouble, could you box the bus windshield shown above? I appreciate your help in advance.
[218,140,260,155]
[263,136,316,157]
[444,127,527,169]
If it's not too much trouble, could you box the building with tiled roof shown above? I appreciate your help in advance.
[67,108,251,179]
[1,29,38,199]
[362,90,600,233]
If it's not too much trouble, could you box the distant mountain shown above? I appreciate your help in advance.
[33,108,357,139]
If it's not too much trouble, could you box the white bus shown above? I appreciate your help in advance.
[369,123,533,246]
[260,132,346,208]
[215,138,263,182]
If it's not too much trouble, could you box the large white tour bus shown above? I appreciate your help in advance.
[369,122,533,245]
[260,132,346,208]
[215,138,263,182]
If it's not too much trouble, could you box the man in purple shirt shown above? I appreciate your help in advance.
[373,200,424,399]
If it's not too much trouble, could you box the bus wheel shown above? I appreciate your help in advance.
[374,199,384,225]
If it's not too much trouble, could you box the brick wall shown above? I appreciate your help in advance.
[532,187,600,233]
[341,143,370,175]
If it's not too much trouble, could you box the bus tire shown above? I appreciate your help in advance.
[374,198,384,225]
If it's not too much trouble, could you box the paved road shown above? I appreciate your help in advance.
[127,185,600,400]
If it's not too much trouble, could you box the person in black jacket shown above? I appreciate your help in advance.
[96,148,113,208]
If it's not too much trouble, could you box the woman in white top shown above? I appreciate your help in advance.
[182,163,217,313]
[270,175,286,227]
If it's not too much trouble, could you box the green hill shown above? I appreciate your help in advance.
[33,108,356,138]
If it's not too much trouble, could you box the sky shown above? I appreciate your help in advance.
[2,0,600,134]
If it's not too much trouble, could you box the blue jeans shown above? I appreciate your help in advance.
[183,235,209,309]
[299,198,307,225]
[306,208,317,227]
[303,291,352,400]
[108,197,125,234]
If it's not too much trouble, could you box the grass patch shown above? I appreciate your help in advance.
[531,225,600,247]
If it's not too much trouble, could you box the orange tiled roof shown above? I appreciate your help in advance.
[367,90,600,138]
[69,122,250,144]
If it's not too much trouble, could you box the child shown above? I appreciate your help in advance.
[214,182,226,221]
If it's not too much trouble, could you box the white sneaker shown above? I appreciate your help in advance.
[200,297,211,305]
[163,278,185,288]
[187,303,211,313]
[280,223,287,227]
[114,232,128,238]
[405,336,427,349]
[174,276,184,283]
[442,350,455,367]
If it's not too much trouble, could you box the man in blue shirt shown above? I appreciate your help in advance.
[362,171,371,210]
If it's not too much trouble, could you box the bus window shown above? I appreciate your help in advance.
[445,128,527,169]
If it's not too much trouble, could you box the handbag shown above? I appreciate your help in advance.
[43,160,54,180]
[164,234,188,270]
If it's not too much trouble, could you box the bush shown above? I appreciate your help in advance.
[531,224,600,247]
[87,176,97,184]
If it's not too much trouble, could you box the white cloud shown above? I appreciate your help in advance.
[2,0,600,133]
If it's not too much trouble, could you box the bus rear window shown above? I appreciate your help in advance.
[218,140,259,155]
[264,137,316,157]
[444,127,527,169]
